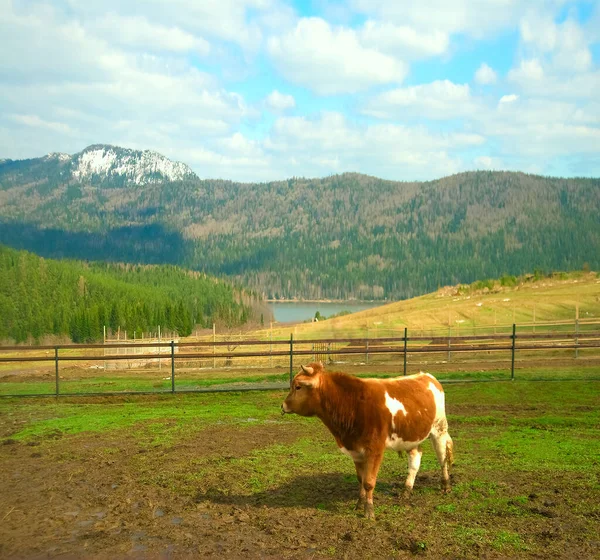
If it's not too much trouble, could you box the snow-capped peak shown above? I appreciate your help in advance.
[70,144,196,185]
[44,152,71,162]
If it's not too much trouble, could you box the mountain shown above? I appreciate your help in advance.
[0,144,196,188]
[1,146,599,301]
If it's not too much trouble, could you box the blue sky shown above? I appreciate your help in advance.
[1,0,599,181]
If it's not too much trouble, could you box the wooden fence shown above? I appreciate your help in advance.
[0,324,599,398]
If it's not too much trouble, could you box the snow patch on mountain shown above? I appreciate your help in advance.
[71,145,196,185]
[45,152,71,162]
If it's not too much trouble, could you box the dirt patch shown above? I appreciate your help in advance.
[0,421,309,559]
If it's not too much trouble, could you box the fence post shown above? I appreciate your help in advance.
[289,334,294,387]
[366,338,369,365]
[213,323,216,369]
[171,340,175,393]
[447,327,451,361]
[54,347,59,397]
[575,319,579,359]
[403,327,408,376]
[511,324,516,380]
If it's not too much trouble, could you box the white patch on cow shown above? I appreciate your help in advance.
[339,446,364,461]
[428,381,446,433]
[385,392,407,429]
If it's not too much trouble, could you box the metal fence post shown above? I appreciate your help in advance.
[171,340,175,393]
[366,338,369,364]
[447,327,451,361]
[289,334,294,387]
[575,319,579,359]
[511,324,516,380]
[55,347,59,397]
[403,327,408,376]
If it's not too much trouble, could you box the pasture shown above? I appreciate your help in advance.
[1,369,599,558]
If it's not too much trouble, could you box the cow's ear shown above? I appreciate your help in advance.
[297,377,316,387]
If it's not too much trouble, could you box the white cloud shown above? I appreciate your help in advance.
[175,146,275,181]
[185,118,232,136]
[267,17,407,94]
[350,0,557,38]
[474,156,502,169]
[267,112,364,151]
[9,114,75,135]
[474,63,497,85]
[265,112,483,179]
[508,58,545,83]
[476,98,600,160]
[499,94,519,104]
[92,14,210,55]
[219,132,264,157]
[265,90,296,112]
[359,20,449,59]
[507,13,597,100]
[67,0,273,52]
[363,80,479,120]
[519,14,592,72]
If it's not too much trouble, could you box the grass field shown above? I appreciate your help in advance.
[1,367,599,558]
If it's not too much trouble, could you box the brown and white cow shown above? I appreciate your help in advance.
[281,362,454,519]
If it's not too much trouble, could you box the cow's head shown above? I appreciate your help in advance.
[281,362,324,417]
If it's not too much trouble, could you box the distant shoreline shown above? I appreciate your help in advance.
[266,299,386,304]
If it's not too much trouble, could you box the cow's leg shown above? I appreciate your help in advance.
[404,446,423,496]
[362,452,384,520]
[430,429,454,493]
[353,460,366,511]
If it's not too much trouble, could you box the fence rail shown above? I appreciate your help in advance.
[1,325,599,398]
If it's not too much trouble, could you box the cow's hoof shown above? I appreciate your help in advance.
[364,504,375,520]
[355,498,365,511]
[403,488,413,499]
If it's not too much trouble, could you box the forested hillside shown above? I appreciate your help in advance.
[1,147,599,300]
[0,246,266,343]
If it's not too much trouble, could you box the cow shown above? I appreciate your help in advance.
[281,362,454,519]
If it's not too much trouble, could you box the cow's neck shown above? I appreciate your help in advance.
[317,372,363,444]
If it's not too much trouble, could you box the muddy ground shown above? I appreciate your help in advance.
[0,384,599,559]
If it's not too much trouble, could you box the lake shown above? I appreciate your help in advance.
[268,301,381,323]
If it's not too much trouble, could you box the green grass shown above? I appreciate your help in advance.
[0,372,290,397]
[1,364,599,398]
[0,391,287,441]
